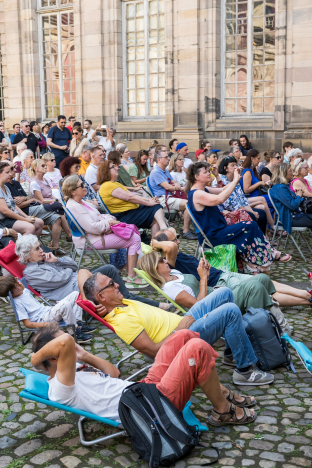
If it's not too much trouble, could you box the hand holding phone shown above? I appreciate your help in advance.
[101,125,107,129]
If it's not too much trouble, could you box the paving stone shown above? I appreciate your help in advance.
[259,462,276,468]
[30,450,62,465]
[288,458,312,466]
[62,437,80,447]
[115,456,131,467]
[241,460,255,466]
[0,456,12,468]
[44,424,73,438]
[283,397,301,405]
[19,413,36,423]
[278,442,295,453]
[100,450,114,457]
[72,448,89,456]
[115,444,131,454]
[249,440,274,450]
[300,446,312,457]
[60,456,81,468]
[286,435,311,444]
[260,452,285,462]
[256,416,277,424]
[14,421,46,438]
[14,439,42,456]
[0,436,16,449]
[45,410,66,421]
[87,459,101,466]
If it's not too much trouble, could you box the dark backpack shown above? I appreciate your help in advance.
[243,307,295,372]
[118,383,204,468]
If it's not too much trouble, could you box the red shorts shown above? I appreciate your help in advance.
[141,329,219,412]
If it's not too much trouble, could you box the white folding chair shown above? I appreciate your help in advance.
[268,189,312,262]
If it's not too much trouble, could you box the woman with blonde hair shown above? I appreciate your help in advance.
[290,158,312,197]
[29,159,72,243]
[63,174,147,288]
[42,152,62,199]
[69,126,88,157]
[168,153,187,188]
[270,163,312,232]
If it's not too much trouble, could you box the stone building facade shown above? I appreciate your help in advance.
[0,0,311,153]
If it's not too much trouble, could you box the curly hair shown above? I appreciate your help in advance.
[59,156,81,177]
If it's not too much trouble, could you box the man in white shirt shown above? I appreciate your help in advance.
[91,125,116,156]
[0,276,95,343]
[85,146,105,192]
[30,324,253,425]
[83,119,94,141]
[176,142,193,170]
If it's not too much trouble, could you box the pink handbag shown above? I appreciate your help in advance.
[110,222,140,240]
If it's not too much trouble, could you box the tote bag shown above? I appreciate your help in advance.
[204,244,238,273]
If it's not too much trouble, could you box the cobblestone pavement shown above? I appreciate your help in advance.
[1,231,312,468]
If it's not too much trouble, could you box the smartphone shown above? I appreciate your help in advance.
[14,161,22,173]
[101,125,107,129]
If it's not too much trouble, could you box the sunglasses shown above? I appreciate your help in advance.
[74,165,80,170]
[2,151,9,154]
[73,182,85,191]
[98,279,115,293]
[158,257,165,265]
[73,132,79,135]
[276,156,281,160]
[40,164,47,168]
[173,235,180,241]
[50,159,55,162]
[24,125,30,128]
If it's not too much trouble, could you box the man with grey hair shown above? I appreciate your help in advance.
[149,146,197,240]
[79,142,97,177]
[13,141,27,163]
[16,234,170,310]
[13,120,40,159]
[288,148,303,166]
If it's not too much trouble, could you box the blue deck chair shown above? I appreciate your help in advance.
[268,189,312,262]
[185,203,215,259]
[9,278,76,345]
[19,368,208,447]
[97,194,112,215]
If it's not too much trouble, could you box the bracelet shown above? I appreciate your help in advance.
[4,228,9,236]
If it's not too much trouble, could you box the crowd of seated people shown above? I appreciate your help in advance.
[1,117,312,433]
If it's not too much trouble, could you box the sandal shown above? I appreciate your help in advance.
[274,252,292,263]
[208,403,257,427]
[125,275,148,289]
[66,236,73,243]
[226,390,257,408]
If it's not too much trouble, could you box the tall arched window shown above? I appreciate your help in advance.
[39,0,75,119]
[123,0,165,119]
[222,0,275,115]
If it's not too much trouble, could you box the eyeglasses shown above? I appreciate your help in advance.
[161,156,170,160]
[73,182,85,191]
[109,165,117,169]
[98,279,115,293]
[28,156,35,159]
[177,158,184,161]
[74,165,80,170]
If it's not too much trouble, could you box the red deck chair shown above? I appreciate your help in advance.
[0,241,51,305]
[76,297,152,375]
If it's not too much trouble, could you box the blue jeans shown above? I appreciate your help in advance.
[186,287,256,369]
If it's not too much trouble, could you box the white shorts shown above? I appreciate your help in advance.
[158,195,182,212]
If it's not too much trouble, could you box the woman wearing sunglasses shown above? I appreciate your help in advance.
[63,175,147,288]
[59,156,99,208]
[42,152,62,199]
[0,146,11,162]
[69,127,88,157]
[259,150,282,184]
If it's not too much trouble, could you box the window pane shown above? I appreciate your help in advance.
[264,64,274,80]
[237,82,247,97]
[264,81,274,96]
[264,97,274,112]
[253,65,263,80]
[125,0,165,118]
[226,68,236,82]
[253,98,263,112]
[226,83,235,97]
[237,98,247,112]
[253,82,263,97]
[226,99,235,113]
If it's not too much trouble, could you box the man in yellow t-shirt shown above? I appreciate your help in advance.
[80,272,271,391]
[79,144,93,177]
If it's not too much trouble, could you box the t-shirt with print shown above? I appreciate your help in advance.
[183,158,193,169]
[170,171,187,187]
[148,165,173,197]
[162,270,196,302]
[98,136,115,156]
[13,288,47,322]
[105,299,182,345]
[0,186,19,220]
[48,363,132,422]
[44,169,62,190]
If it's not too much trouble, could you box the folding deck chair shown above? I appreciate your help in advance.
[9,277,76,345]
[268,189,312,262]
[19,367,207,447]
[134,268,187,314]
[185,203,215,260]
[0,241,52,306]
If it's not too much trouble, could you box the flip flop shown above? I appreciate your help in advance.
[125,275,149,289]
[274,252,292,263]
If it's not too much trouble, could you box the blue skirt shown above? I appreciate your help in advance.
[115,204,162,229]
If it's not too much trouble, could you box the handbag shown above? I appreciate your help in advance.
[204,244,238,272]
[164,178,187,213]
[223,209,253,226]
[300,197,312,214]
[110,222,140,239]
[259,184,269,195]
